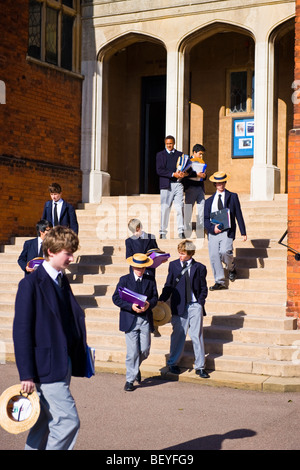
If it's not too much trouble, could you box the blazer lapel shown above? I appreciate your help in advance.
[36,265,62,318]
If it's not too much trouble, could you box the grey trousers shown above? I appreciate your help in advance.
[208,232,234,285]
[25,359,80,450]
[125,316,151,383]
[184,185,205,237]
[167,302,205,370]
[160,182,184,236]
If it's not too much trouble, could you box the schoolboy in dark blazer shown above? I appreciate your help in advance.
[125,218,158,260]
[18,219,53,275]
[112,253,158,391]
[159,240,209,378]
[204,171,247,290]
[42,182,79,234]
[13,226,87,450]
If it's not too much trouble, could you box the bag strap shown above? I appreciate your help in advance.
[174,264,190,287]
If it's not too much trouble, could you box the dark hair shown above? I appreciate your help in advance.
[192,144,205,153]
[36,219,53,237]
[48,183,62,194]
[165,135,175,143]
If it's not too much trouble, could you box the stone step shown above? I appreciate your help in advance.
[1,193,299,389]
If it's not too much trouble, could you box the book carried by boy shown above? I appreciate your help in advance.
[176,154,192,172]
[146,248,170,269]
[189,161,207,181]
[210,208,231,230]
[118,286,147,308]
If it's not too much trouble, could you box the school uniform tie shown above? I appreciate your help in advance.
[53,202,59,226]
[56,273,63,288]
[38,242,43,257]
[218,194,223,210]
[183,262,192,303]
[136,278,142,293]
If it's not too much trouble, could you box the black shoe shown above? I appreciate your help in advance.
[229,268,237,282]
[169,365,181,374]
[136,370,141,384]
[209,283,228,291]
[196,369,210,378]
[178,233,185,239]
[159,234,166,239]
[124,381,134,391]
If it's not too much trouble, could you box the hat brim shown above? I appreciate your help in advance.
[126,256,153,268]
[0,384,40,434]
[153,302,172,326]
[209,174,230,183]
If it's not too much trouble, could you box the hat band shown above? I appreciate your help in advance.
[132,256,148,265]
[214,174,227,180]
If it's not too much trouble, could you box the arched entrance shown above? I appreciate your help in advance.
[99,33,167,196]
[179,23,255,194]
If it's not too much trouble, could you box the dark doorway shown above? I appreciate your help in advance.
[140,75,166,194]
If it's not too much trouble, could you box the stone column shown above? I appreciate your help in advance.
[250,35,279,201]
[81,59,110,203]
[165,48,181,146]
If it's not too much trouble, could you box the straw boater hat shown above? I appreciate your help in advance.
[152,301,172,327]
[0,384,40,434]
[126,253,153,268]
[209,171,230,183]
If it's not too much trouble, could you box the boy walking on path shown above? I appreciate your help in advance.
[159,240,209,378]
[13,226,87,450]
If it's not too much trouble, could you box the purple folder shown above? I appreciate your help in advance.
[148,251,170,269]
[118,287,147,308]
[27,257,44,269]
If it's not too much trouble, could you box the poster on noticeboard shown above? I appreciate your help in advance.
[232,117,254,158]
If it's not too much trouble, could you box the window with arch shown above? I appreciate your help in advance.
[28,0,81,73]
[226,68,254,114]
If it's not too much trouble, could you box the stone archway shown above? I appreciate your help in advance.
[178,23,255,195]
[98,33,167,196]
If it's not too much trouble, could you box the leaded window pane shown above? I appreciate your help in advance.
[28,0,41,59]
[45,7,58,65]
[230,71,247,113]
[61,14,74,71]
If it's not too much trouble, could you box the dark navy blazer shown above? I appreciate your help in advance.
[13,264,87,383]
[18,237,40,275]
[42,200,79,234]
[204,189,246,240]
[112,271,158,333]
[156,148,183,190]
[159,258,208,317]
[125,232,158,259]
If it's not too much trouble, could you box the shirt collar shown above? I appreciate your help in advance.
[42,260,63,282]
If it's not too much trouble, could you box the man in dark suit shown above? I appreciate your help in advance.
[112,253,158,391]
[204,171,247,291]
[156,135,186,239]
[18,219,52,275]
[159,240,209,378]
[42,182,79,234]
[13,226,87,450]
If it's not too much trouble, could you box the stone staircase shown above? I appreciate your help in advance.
[1,193,300,391]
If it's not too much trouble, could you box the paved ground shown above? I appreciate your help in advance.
[1,362,300,452]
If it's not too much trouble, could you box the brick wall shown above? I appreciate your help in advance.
[0,0,82,245]
[287,1,300,326]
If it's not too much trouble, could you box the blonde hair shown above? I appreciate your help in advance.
[177,240,196,256]
[128,218,142,233]
[42,226,79,259]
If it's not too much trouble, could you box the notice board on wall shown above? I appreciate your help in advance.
[232,117,254,158]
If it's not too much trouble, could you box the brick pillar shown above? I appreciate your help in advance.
[287,1,300,327]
